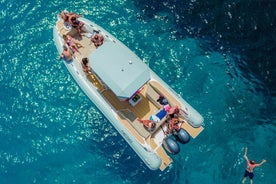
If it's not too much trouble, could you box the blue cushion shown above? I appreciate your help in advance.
[155,109,166,120]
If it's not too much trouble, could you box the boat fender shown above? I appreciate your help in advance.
[163,137,180,155]
[176,128,190,144]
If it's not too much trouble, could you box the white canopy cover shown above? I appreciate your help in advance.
[90,42,150,98]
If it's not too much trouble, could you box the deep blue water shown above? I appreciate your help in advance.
[0,0,275,183]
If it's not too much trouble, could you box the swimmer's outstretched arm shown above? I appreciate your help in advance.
[243,147,249,163]
[255,159,266,167]
[244,147,247,155]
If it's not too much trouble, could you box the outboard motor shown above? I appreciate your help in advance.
[163,137,180,155]
[176,128,190,144]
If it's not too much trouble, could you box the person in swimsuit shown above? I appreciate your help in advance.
[157,95,168,105]
[91,33,104,47]
[59,45,74,62]
[166,118,181,134]
[63,35,82,54]
[166,105,182,119]
[138,119,156,131]
[81,57,91,74]
[60,10,78,22]
[69,15,84,38]
[242,147,266,184]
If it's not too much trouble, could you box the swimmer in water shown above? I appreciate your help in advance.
[242,147,266,184]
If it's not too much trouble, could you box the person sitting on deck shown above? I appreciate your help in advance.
[91,33,104,48]
[166,118,182,135]
[60,10,78,22]
[166,105,186,119]
[138,119,156,131]
[157,95,168,105]
[81,57,91,74]
[68,15,84,39]
[63,35,82,54]
[59,45,74,62]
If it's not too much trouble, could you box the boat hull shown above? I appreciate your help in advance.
[53,15,204,170]
[53,26,162,170]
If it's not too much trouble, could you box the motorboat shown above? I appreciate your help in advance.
[53,12,204,171]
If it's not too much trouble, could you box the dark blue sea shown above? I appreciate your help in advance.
[0,0,275,183]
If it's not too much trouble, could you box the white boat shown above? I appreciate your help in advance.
[53,12,204,171]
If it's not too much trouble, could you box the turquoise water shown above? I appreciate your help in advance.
[0,0,275,183]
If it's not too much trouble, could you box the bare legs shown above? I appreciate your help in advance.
[242,177,253,184]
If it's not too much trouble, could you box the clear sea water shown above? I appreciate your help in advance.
[0,0,275,183]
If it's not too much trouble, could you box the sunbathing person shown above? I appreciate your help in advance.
[63,35,82,54]
[59,45,74,62]
[138,119,156,131]
[91,33,104,47]
[166,105,186,119]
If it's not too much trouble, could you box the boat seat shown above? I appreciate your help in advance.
[146,84,162,109]
[134,116,167,138]
[132,119,151,138]
[129,110,168,138]
[149,113,168,135]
